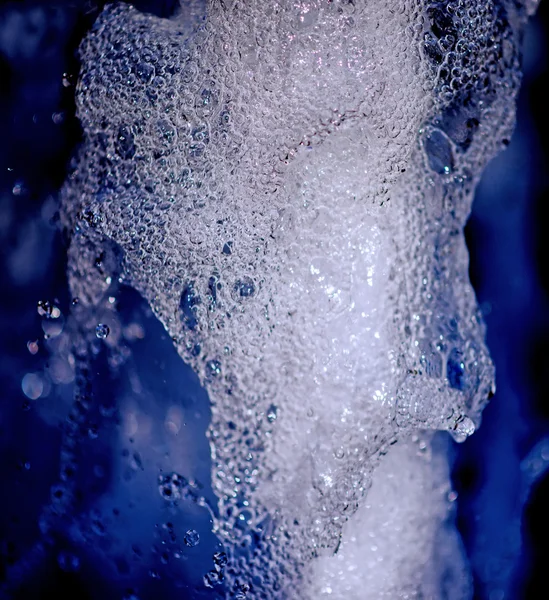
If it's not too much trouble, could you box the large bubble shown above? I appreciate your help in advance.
[59,0,533,597]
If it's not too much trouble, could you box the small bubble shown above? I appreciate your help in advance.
[136,61,155,83]
[62,72,75,88]
[423,128,454,175]
[183,529,200,547]
[334,447,345,459]
[81,209,102,227]
[236,583,250,599]
[158,472,188,501]
[157,119,177,144]
[233,277,255,299]
[115,125,135,160]
[213,551,228,569]
[96,324,110,339]
[37,300,53,318]
[451,415,476,442]
[266,404,277,423]
[220,110,230,126]
[12,181,27,196]
[180,283,200,330]
[204,570,223,588]
[206,360,222,378]
[22,373,43,400]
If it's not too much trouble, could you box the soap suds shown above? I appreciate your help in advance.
[60,1,529,597]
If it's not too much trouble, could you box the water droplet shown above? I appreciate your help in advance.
[96,323,110,339]
[423,128,454,174]
[184,529,200,547]
[451,415,476,442]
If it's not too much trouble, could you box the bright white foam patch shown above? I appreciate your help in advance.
[309,434,471,600]
[60,0,530,597]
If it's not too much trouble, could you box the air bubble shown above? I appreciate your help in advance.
[206,359,222,378]
[233,277,255,299]
[266,404,277,423]
[115,125,135,160]
[95,323,110,339]
[451,415,476,443]
[213,551,228,569]
[204,570,223,588]
[180,283,200,330]
[423,128,454,175]
[183,529,200,547]
[158,472,188,501]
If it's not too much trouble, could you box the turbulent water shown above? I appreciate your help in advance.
[58,1,534,597]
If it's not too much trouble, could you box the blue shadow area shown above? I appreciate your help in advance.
[454,4,549,598]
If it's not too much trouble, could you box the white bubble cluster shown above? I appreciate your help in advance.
[60,0,532,597]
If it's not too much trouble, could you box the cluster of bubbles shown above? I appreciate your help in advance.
[58,0,533,597]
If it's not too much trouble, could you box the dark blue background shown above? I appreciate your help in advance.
[0,1,547,598]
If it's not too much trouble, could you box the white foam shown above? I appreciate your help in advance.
[61,0,529,596]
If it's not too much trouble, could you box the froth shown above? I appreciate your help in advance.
[61,0,528,597]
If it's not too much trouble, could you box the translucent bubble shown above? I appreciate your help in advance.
[204,569,223,588]
[233,277,255,299]
[213,551,228,569]
[183,529,200,547]
[21,373,43,400]
[95,323,110,339]
[451,415,476,443]
[423,128,454,174]
[158,472,188,501]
